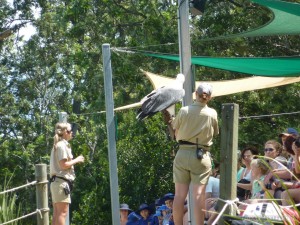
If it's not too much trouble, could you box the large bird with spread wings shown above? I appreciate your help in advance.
[136,73,185,121]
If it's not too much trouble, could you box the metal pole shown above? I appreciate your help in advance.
[178,1,195,225]
[178,0,193,106]
[59,112,68,123]
[35,164,49,225]
[102,43,121,225]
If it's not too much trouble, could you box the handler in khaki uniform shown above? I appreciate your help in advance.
[163,83,219,225]
[50,122,85,225]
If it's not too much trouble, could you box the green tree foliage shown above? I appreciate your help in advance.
[0,0,300,224]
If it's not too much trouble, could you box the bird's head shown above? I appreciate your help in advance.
[176,73,185,84]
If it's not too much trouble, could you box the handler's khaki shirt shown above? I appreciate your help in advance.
[50,139,75,181]
[172,101,219,146]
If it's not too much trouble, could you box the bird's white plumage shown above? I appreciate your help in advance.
[136,73,185,121]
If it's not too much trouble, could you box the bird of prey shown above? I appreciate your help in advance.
[136,73,185,121]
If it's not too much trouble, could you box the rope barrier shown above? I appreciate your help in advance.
[0,181,37,195]
[207,196,300,225]
[0,208,49,225]
[239,111,300,119]
[211,198,239,225]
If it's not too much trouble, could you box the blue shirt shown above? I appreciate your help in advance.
[138,215,154,225]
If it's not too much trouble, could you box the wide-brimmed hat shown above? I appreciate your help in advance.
[162,193,175,202]
[279,128,299,137]
[157,205,169,211]
[120,203,132,212]
[137,203,150,212]
[154,205,169,217]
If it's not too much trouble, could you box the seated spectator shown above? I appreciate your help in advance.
[212,160,220,178]
[263,140,288,200]
[274,136,300,206]
[161,193,174,225]
[153,205,170,225]
[127,212,141,225]
[237,146,258,201]
[137,203,154,225]
[249,158,269,200]
[205,173,220,221]
[264,140,287,170]
[237,150,244,183]
[120,203,132,225]
[203,171,220,225]
[279,127,299,159]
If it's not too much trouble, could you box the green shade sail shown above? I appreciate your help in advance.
[145,53,300,77]
[202,0,300,40]
[130,0,300,77]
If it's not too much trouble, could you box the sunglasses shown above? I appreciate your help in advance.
[264,148,274,152]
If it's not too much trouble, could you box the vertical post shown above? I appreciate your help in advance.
[218,103,239,225]
[178,1,194,224]
[102,43,121,225]
[178,0,193,106]
[59,112,68,123]
[58,112,70,225]
[35,164,49,225]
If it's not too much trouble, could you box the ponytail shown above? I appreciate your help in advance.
[53,122,71,151]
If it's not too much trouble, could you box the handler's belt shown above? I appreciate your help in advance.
[49,175,74,191]
[178,140,209,148]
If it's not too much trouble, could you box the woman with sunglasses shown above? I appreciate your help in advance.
[263,140,288,201]
[264,140,287,170]
[50,122,85,225]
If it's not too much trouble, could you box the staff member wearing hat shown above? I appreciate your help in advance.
[163,83,219,225]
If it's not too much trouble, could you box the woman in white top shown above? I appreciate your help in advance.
[50,123,84,225]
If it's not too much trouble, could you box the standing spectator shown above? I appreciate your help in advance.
[50,122,85,225]
[120,203,132,225]
[163,83,219,225]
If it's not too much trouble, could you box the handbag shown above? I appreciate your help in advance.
[237,178,251,201]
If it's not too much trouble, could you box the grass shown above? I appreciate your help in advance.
[0,177,22,225]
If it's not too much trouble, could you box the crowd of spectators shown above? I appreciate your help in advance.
[119,193,177,225]
[120,127,300,225]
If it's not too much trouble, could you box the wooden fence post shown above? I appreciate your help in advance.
[218,103,239,225]
[35,164,49,225]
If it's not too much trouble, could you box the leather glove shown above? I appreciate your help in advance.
[162,110,172,125]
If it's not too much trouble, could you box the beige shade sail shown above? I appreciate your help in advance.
[111,70,300,112]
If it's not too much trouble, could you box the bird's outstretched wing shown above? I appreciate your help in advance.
[136,87,184,121]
